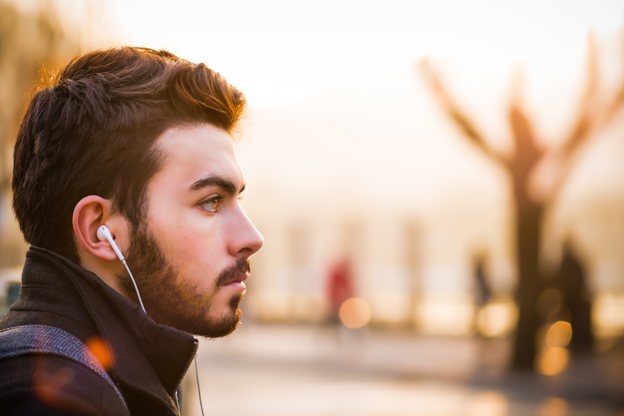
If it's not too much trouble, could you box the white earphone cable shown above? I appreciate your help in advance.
[195,357,205,416]
[120,259,147,314]
[118,247,204,416]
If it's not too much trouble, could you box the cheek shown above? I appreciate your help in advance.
[147,201,191,248]
[163,221,223,275]
[146,199,225,272]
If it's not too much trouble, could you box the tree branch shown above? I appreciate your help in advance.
[550,31,624,198]
[419,59,508,169]
[559,32,599,162]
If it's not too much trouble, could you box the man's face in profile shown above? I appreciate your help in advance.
[121,123,264,337]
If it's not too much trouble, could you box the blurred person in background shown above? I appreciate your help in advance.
[326,257,355,324]
[0,46,263,415]
[471,250,492,336]
[557,239,594,355]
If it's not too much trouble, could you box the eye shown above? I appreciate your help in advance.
[199,196,223,213]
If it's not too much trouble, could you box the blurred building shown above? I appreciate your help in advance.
[237,65,624,338]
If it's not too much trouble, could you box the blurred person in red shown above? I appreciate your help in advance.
[0,47,263,415]
[326,258,355,324]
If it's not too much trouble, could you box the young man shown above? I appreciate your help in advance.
[0,47,264,415]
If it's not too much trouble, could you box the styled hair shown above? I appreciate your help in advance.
[12,46,246,262]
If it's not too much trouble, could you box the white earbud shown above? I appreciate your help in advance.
[97,225,125,262]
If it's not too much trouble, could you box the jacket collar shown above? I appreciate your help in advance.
[23,247,198,405]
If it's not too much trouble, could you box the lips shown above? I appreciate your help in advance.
[222,272,248,287]
[218,259,251,287]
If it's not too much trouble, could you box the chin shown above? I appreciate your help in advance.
[204,307,242,338]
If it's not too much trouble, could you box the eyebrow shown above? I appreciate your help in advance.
[189,175,245,196]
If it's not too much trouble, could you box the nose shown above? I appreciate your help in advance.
[229,207,264,257]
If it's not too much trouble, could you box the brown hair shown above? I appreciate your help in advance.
[12,46,246,262]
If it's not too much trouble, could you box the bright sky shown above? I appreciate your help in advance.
[103,0,624,109]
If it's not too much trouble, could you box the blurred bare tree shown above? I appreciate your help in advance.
[420,33,624,372]
[0,0,83,266]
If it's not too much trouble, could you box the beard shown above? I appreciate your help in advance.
[118,221,248,338]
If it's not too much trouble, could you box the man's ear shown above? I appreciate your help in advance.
[72,195,127,262]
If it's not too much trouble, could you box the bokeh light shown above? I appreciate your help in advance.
[339,297,372,329]
[538,397,569,416]
[544,321,573,349]
[85,336,115,370]
[469,391,509,416]
[475,298,517,337]
[537,346,570,376]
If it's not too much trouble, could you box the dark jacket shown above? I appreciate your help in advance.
[0,247,198,415]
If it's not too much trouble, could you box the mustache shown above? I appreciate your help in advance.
[217,258,251,286]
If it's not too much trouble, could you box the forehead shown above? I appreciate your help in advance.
[151,123,242,187]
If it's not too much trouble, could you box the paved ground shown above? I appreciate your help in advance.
[181,323,624,416]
